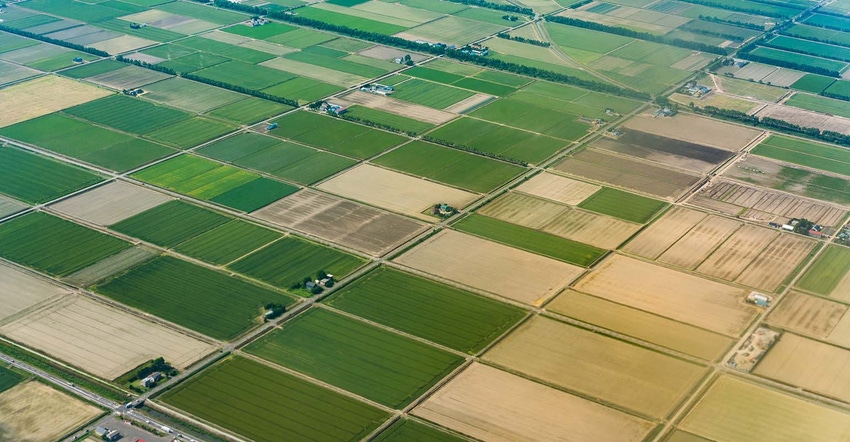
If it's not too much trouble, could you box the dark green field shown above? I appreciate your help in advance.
[0,212,130,276]
[110,200,230,247]
[372,141,524,193]
[93,256,292,340]
[245,308,464,408]
[326,267,526,353]
[343,106,434,135]
[174,220,282,265]
[373,419,468,442]
[578,188,667,223]
[229,236,366,290]
[426,117,567,164]
[269,111,407,159]
[0,147,103,204]
[454,215,606,265]
[64,95,191,135]
[161,356,389,442]
[206,98,292,125]
[791,74,836,93]
[0,365,26,394]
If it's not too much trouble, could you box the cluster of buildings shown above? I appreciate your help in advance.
[681,82,712,97]
[360,83,394,95]
[94,427,122,441]
[305,274,334,292]
[140,371,163,388]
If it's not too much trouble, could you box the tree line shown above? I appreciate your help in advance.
[545,16,727,55]
[421,136,528,166]
[698,15,765,31]
[736,39,841,77]
[677,0,791,18]
[443,0,532,16]
[0,24,109,57]
[497,32,550,47]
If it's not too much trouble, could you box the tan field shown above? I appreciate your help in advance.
[658,216,741,269]
[49,181,172,226]
[546,290,733,361]
[0,382,102,442]
[484,316,707,418]
[359,46,429,63]
[395,230,584,306]
[696,224,777,281]
[682,376,850,442]
[316,164,478,221]
[623,207,708,259]
[479,192,641,249]
[623,113,762,151]
[515,172,601,206]
[755,334,850,402]
[830,270,850,303]
[768,292,847,340]
[90,35,157,54]
[253,189,427,256]
[574,255,757,336]
[0,76,110,128]
[0,263,69,324]
[444,94,495,113]
[413,363,656,442]
[63,246,158,287]
[735,234,816,292]
[0,295,215,380]
[337,90,456,125]
[757,104,850,136]
[260,58,367,87]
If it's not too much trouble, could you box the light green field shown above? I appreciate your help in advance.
[796,246,850,296]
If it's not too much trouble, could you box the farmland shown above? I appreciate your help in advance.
[0,212,130,277]
[577,187,668,223]
[752,134,850,177]
[325,267,526,353]
[0,263,68,323]
[0,381,102,442]
[109,200,230,247]
[796,245,850,297]
[724,155,850,206]
[0,366,23,394]
[246,308,464,408]
[93,256,294,340]
[229,236,366,289]
[173,220,281,265]
[0,75,111,128]
[754,333,850,402]
[0,147,103,204]
[49,181,172,226]
[373,419,467,442]
[269,111,407,158]
[162,357,389,441]
[786,92,850,119]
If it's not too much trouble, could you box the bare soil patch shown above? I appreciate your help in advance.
[623,113,762,151]
[50,181,172,226]
[757,104,850,135]
[444,94,494,113]
[592,129,734,174]
[359,45,429,62]
[336,90,455,125]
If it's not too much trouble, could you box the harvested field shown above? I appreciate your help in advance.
[478,192,641,249]
[62,246,157,287]
[696,225,778,280]
[547,290,733,361]
[413,363,655,442]
[768,291,847,340]
[0,195,27,219]
[574,255,757,336]
[336,90,455,125]
[443,93,495,113]
[592,129,735,174]
[515,172,601,206]
[623,113,762,151]
[735,233,816,292]
[681,376,850,442]
[359,45,428,62]
[693,180,847,226]
[0,263,68,324]
[395,230,584,306]
[260,57,367,87]
[0,295,214,380]
[554,148,701,200]
[86,65,172,90]
[317,164,478,221]
[49,181,172,226]
[485,316,706,418]
[90,35,157,54]
[0,381,101,442]
[0,75,110,128]
[252,189,427,256]
[757,103,850,135]
[723,155,850,206]
[623,207,708,260]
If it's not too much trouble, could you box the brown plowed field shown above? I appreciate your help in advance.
[592,130,734,174]
[623,113,762,151]
[337,90,455,125]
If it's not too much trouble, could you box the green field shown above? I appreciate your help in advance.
[141,78,245,113]
[767,35,850,63]
[296,7,407,35]
[796,246,850,295]
[145,117,237,149]
[470,98,591,141]
[343,106,434,135]
[161,356,389,441]
[158,52,231,74]
[94,257,292,340]
[454,214,607,265]
[198,133,356,185]
[0,212,130,276]
[110,200,230,247]
[804,13,850,33]
[426,117,567,164]
[229,236,366,290]
[325,267,525,353]
[269,111,407,158]
[372,141,523,192]
[174,220,282,265]
[822,79,850,100]
[285,49,389,78]
[785,93,850,119]
[0,366,25,394]
[132,155,297,211]
[373,419,468,442]
[224,22,296,39]
[245,308,464,408]
[0,114,174,172]
[64,95,191,135]
[192,61,290,91]
[749,46,848,74]
[578,188,668,223]
[390,78,476,109]
[261,77,343,103]
[207,98,292,124]
[0,147,103,204]
[752,135,850,177]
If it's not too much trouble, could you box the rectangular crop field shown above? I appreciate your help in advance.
[63,95,191,135]
[372,419,467,442]
[515,172,600,206]
[174,220,282,265]
[578,188,668,223]
[749,46,847,74]
[622,207,708,260]
[0,262,69,324]
[109,200,230,247]
[0,75,111,128]
[0,381,102,442]
[485,316,706,419]
[390,78,476,109]
[93,256,293,340]
[49,181,172,227]
[754,333,850,402]
[796,245,850,297]
[229,236,366,289]
[269,111,407,159]
[623,113,762,151]
[325,267,526,354]
[0,366,23,395]
[752,134,850,177]
[0,212,130,277]
[246,308,464,408]
[0,147,103,204]
[161,356,389,442]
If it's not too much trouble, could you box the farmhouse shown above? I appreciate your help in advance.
[360,83,394,95]
[140,371,163,388]
[747,292,772,307]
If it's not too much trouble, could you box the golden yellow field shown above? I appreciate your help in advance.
[623,113,762,151]
[658,216,741,269]
[623,206,707,260]
[0,381,101,442]
[755,333,850,402]
[768,291,846,340]
[0,76,110,128]
[696,224,777,281]
[515,172,601,206]
[0,263,68,324]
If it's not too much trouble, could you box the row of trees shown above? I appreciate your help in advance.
[545,16,727,55]
[0,24,109,57]
[421,136,528,166]
[497,32,550,47]
[697,15,766,31]
[736,39,841,77]
[677,0,792,18]
[442,0,533,16]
